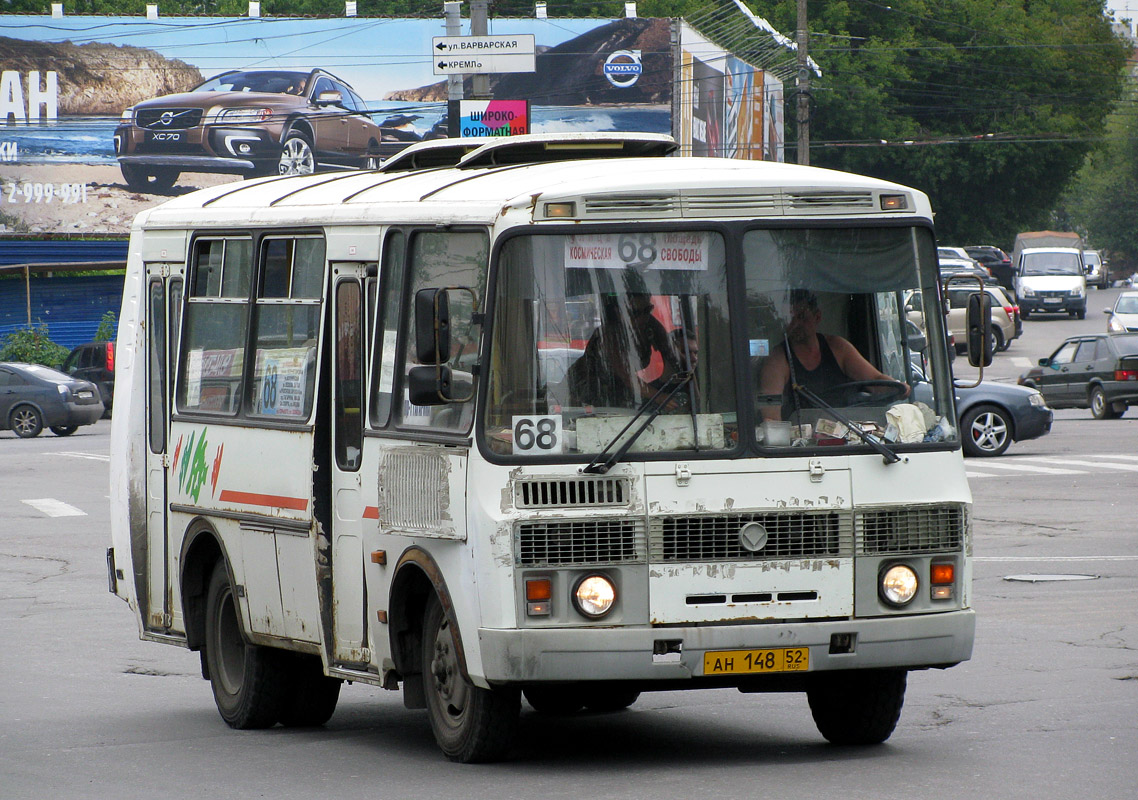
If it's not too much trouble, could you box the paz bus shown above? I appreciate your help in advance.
[109,132,979,762]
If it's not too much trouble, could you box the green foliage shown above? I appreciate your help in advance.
[94,310,118,342]
[0,324,71,368]
[764,0,1128,247]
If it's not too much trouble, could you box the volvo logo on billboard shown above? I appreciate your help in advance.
[603,50,642,88]
[738,521,769,553]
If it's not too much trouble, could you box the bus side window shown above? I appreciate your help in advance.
[248,237,325,420]
[178,237,252,415]
[399,229,488,433]
[372,231,405,428]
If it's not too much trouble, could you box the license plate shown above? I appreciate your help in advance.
[77,390,93,398]
[703,647,809,675]
[1044,297,1062,303]
[147,131,182,143]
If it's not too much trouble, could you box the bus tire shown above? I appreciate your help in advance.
[277,653,342,727]
[204,560,287,729]
[807,669,906,745]
[583,687,640,712]
[422,594,519,762]
[523,686,585,714]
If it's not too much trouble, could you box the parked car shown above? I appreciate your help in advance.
[61,340,115,415]
[910,361,1052,457]
[1105,291,1138,334]
[1083,249,1109,290]
[964,245,1014,291]
[114,69,392,191]
[939,257,991,282]
[1018,333,1138,419]
[1014,247,1086,319]
[0,362,105,437]
[944,282,1019,353]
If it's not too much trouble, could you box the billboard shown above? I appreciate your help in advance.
[0,14,781,237]
[676,21,783,161]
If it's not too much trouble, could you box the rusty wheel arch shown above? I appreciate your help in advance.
[179,519,236,654]
[387,546,468,686]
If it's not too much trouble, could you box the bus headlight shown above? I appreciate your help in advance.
[573,574,616,618]
[880,564,919,606]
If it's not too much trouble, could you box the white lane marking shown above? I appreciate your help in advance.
[1010,357,1033,368]
[963,461,1086,475]
[1017,457,1138,472]
[21,498,86,517]
[966,471,998,478]
[975,556,1138,562]
[54,451,110,462]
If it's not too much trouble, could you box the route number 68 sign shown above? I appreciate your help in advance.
[512,415,563,455]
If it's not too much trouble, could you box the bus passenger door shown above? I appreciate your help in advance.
[330,266,369,663]
[144,264,183,632]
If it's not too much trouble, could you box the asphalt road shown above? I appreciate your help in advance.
[1,296,1135,799]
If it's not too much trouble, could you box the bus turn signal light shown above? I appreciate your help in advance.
[930,564,955,584]
[526,577,552,616]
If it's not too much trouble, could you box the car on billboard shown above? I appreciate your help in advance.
[113,69,392,191]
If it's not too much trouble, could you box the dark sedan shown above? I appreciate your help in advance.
[911,362,1053,456]
[1018,333,1138,419]
[0,362,105,438]
[965,245,1014,291]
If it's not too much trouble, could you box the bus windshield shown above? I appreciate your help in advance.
[482,225,952,459]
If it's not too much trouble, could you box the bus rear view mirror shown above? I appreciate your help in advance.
[415,288,451,364]
[408,365,454,405]
[966,290,993,367]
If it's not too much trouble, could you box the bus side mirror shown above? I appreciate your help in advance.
[966,290,993,367]
[408,364,454,405]
[415,288,451,364]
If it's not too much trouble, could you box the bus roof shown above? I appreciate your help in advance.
[136,143,931,231]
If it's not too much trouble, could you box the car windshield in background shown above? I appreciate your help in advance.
[20,364,71,383]
[1021,252,1081,275]
[196,71,308,95]
[1114,296,1138,314]
[1114,335,1138,356]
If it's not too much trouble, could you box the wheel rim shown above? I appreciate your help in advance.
[213,588,246,696]
[1092,389,1104,416]
[279,137,314,175]
[970,411,1008,452]
[428,614,470,732]
[12,408,37,435]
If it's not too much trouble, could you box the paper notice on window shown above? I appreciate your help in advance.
[186,349,203,407]
[255,347,310,417]
[564,232,709,271]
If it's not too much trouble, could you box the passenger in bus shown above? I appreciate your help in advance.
[567,293,680,408]
[758,289,908,421]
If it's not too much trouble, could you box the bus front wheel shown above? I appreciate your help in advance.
[204,560,287,729]
[807,669,907,745]
[422,595,519,762]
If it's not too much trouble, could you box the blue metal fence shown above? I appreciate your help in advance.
[0,273,125,350]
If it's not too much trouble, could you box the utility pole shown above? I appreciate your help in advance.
[470,0,490,101]
[796,0,810,165]
[444,2,462,103]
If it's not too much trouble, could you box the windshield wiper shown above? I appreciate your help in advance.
[581,371,694,475]
[789,383,904,465]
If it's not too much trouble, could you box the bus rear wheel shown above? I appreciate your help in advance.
[204,561,288,729]
[422,595,519,762]
[278,653,342,727]
[807,669,907,745]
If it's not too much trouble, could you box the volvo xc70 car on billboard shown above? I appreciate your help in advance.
[113,69,389,191]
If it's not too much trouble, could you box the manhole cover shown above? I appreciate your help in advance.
[1003,574,1099,583]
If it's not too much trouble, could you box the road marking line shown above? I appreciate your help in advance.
[54,452,110,462]
[1017,457,1138,472]
[963,461,1086,474]
[975,556,1138,562]
[965,471,998,478]
[22,498,86,517]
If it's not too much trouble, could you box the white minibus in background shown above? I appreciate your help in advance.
[109,132,978,762]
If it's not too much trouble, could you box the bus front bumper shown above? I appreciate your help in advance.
[477,609,975,684]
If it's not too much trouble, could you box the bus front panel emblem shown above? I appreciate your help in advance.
[739,521,768,553]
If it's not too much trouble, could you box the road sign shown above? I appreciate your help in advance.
[432,34,536,74]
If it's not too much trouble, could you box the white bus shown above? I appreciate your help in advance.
[109,132,978,762]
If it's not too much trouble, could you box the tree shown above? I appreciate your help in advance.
[0,324,71,368]
[761,0,1128,247]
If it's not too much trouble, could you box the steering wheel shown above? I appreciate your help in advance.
[816,380,908,407]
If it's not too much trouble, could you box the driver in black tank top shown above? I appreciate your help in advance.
[758,290,909,422]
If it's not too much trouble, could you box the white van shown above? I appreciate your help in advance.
[1015,246,1087,319]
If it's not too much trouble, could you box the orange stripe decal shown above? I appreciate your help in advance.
[219,490,309,511]
[363,506,379,519]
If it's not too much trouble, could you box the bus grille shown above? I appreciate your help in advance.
[857,504,967,554]
[515,477,629,509]
[516,518,645,566]
[649,511,852,561]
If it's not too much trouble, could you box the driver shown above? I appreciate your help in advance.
[758,289,908,421]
